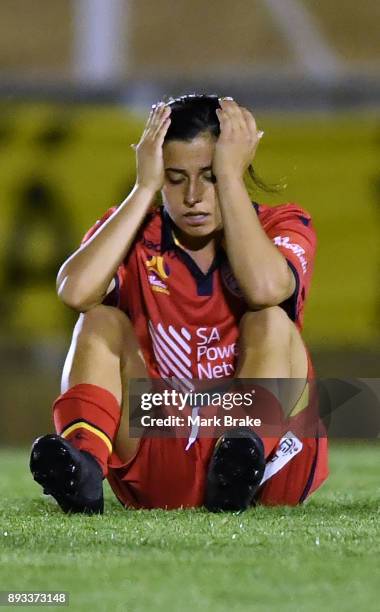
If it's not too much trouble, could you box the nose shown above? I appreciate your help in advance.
[184,180,203,206]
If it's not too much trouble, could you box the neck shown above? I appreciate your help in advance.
[173,227,223,253]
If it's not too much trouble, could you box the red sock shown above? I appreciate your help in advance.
[53,384,121,477]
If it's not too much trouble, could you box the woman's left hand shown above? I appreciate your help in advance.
[213,98,263,179]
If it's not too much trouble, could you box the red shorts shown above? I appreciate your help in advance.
[107,347,328,509]
[106,430,327,509]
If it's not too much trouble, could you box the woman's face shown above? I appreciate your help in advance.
[161,133,222,241]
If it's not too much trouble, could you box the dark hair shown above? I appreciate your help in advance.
[164,94,220,142]
[162,94,280,194]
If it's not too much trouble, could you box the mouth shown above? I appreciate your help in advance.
[183,212,210,225]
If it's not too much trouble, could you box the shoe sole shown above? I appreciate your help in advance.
[205,428,265,512]
[30,435,82,496]
[30,434,104,514]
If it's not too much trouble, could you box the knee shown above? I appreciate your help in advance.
[239,306,291,346]
[73,305,133,349]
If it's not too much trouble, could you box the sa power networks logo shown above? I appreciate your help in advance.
[145,255,170,295]
[273,236,308,273]
[148,323,237,383]
[149,322,194,390]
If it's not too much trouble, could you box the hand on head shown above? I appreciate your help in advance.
[133,95,263,194]
[214,98,263,179]
[135,102,172,192]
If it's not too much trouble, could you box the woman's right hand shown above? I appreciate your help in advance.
[135,103,171,193]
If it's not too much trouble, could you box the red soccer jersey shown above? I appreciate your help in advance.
[82,203,316,383]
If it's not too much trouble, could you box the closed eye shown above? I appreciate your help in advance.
[165,171,185,184]
[165,169,216,184]
[203,171,216,183]
[167,176,185,185]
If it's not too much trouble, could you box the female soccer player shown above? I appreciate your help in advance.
[30,95,328,514]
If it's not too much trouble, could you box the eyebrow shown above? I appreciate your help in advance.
[165,166,213,173]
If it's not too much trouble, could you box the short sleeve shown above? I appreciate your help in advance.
[266,207,316,323]
[80,206,128,310]
[81,207,117,245]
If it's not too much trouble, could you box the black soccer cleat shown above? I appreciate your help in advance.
[30,434,104,515]
[205,428,266,513]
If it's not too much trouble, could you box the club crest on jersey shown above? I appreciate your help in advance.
[145,255,170,295]
[220,261,244,298]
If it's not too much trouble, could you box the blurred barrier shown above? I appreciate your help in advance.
[0,104,143,339]
[0,104,378,349]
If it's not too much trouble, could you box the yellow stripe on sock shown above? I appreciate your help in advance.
[288,383,310,418]
[61,422,112,454]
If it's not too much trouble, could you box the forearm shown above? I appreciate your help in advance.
[216,174,294,308]
[57,184,156,311]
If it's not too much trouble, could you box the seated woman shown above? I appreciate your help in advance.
[30,95,328,514]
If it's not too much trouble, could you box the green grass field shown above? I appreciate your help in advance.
[0,443,379,612]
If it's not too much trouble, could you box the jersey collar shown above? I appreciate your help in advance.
[161,208,177,253]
